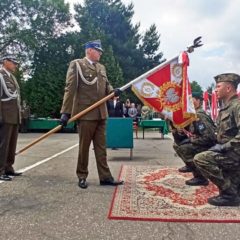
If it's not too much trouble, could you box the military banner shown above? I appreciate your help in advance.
[211,91,218,121]
[131,52,196,128]
[203,91,209,112]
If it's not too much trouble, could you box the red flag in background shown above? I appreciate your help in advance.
[203,91,209,112]
[211,91,218,121]
[131,52,196,128]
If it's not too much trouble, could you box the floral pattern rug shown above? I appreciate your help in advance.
[108,165,240,222]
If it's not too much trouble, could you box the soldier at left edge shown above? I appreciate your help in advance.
[0,54,23,181]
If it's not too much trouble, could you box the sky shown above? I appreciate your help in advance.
[65,0,240,90]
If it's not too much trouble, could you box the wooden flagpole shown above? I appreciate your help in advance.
[16,92,115,155]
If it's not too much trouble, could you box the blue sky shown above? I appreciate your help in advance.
[66,0,240,90]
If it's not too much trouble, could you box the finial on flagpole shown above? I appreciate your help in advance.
[187,36,203,53]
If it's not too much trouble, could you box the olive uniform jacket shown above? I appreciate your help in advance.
[61,58,113,120]
[0,69,21,125]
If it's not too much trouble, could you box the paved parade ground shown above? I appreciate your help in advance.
[0,131,239,240]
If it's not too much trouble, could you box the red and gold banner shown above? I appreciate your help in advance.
[131,52,196,128]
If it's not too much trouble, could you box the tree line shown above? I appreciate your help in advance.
[0,0,203,117]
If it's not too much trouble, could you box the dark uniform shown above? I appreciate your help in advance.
[194,73,240,206]
[107,97,124,117]
[0,55,22,180]
[173,93,216,186]
[60,40,123,188]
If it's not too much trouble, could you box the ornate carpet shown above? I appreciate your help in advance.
[108,165,240,222]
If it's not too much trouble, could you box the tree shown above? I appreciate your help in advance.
[191,80,203,94]
[74,0,164,83]
[1,0,73,117]
[0,0,71,56]
[140,24,165,71]
[101,46,124,88]
[25,34,79,117]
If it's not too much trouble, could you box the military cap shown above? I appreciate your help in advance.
[192,92,203,100]
[0,55,19,64]
[84,39,103,52]
[214,73,240,88]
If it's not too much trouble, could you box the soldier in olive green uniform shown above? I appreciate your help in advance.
[60,40,123,189]
[194,73,240,206]
[0,55,22,181]
[173,92,216,186]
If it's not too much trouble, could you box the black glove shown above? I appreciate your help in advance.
[208,144,227,153]
[179,138,191,145]
[114,88,122,97]
[60,113,70,127]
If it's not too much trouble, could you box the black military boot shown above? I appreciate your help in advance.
[208,188,240,206]
[185,177,209,186]
[178,165,193,173]
[208,194,240,206]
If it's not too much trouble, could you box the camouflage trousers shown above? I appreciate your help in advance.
[173,143,208,163]
[173,143,209,178]
[194,150,240,196]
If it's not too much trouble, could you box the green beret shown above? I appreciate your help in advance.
[192,92,203,100]
[214,73,240,87]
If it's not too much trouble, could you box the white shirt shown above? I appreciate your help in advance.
[85,57,95,65]
[113,99,117,108]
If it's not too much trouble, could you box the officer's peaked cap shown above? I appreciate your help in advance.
[84,39,103,52]
[0,55,19,64]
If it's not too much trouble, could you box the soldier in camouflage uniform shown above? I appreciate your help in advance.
[171,124,192,173]
[173,92,216,186]
[194,73,240,206]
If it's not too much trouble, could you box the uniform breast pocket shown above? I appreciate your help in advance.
[100,70,108,81]
[220,112,233,133]
[82,70,92,79]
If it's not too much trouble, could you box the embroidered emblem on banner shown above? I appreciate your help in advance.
[159,82,182,111]
[140,82,158,98]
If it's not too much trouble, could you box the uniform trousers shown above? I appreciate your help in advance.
[76,120,113,181]
[173,142,209,178]
[194,150,240,196]
[0,123,18,175]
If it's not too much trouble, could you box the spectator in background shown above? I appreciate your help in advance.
[20,100,30,133]
[128,103,138,123]
[124,98,131,117]
[107,96,124,117]
[141,105,151,120]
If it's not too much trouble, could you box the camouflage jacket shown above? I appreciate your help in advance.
[189,108,216,146]
[216,95,240,155]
